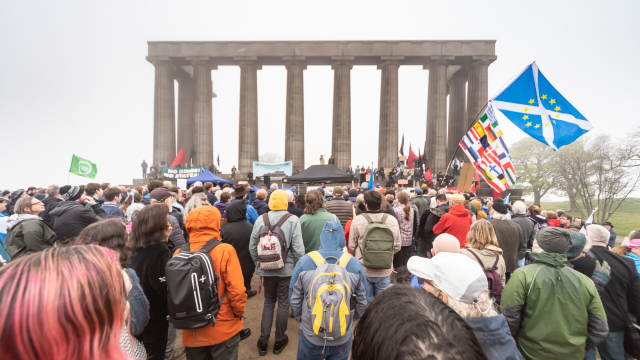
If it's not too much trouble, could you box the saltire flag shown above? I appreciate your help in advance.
[399,133,405,156]
[170,146,187,168]
[459,103,516,193]
[491,62,592,150]
[69,154,98,179]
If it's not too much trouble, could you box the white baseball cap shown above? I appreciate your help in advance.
[407,253,487,304]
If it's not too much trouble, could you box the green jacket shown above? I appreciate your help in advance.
[299,209,338,253]
[5,215,57,260]
[501,252,608,360]
[412,195,430,218]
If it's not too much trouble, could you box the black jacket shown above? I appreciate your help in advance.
[49,201,106,243]
[220,200,255,282]
[418,203,450,252]
[129,242,170,341]
[572,246,640,332]
[287,202,304,218]
[40,196,63,226]
[251,198,269,215]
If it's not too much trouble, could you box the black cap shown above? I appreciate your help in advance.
[150,188,177,202]
[492,201,508,215]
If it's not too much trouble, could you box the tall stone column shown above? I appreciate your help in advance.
[191,58,214,167]
[331,58,353,171]
[378,58,401,170]
[238,59,260,174]
[426,61,448,172]
[176,71,194,166]
[284,57,306,173]
[151,59,176,166]
[447,70,467,163]
[467,59,490,129]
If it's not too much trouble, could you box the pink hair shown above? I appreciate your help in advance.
[0,245,128,360]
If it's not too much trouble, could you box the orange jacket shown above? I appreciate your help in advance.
[174,206,247,347]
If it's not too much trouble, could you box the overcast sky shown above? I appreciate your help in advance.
[1,0,638,189]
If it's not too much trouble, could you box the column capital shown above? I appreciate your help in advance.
[377,59,402,70]
[423,56,454,69]
[235,57,262,70]
[331,56,354,69]
[147,57,176,69]
[447,66,468,84]
[284,56,307,70]
[188,57,218,69]
[469,55,497,66]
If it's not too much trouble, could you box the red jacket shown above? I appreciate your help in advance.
[547,218,561,227]
[433,204,472,248]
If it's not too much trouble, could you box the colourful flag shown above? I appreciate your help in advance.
[69,154,98,179]
[170,146,187,168]
[459,103,516,193]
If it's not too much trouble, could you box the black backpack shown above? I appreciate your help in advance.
[465,249,503,305]
[165,239,226,329]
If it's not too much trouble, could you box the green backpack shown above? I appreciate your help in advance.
[361,213,394,269]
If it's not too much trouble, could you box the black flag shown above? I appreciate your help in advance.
[399,133,405,156]
[417,147,422,169]
[423,140,428,168]
[217,154,220,166]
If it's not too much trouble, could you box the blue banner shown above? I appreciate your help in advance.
[252,161,293,180]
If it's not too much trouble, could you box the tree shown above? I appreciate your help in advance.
[259,152,283,163]
[509,137,557,205]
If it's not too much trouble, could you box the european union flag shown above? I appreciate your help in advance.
[490,62,592,150]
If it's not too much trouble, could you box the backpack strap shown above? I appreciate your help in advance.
[307,251,326,266]
[262,213,271,229]
[465,249,486,269]
[492,254,500,269]
[362,213,373,224]
[352,206,356,218]
[338,252,352,267]
[179,242,191,253]
[199,239,223,254]
[380,213,389,224]
[275,213,292,228]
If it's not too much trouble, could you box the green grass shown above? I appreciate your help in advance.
[540,198,640,237]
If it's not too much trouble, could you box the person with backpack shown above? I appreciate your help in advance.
[407,252,523,360]
[289,221,368,360]
[348,190,401,303]
[461,220,507,288]
[168,205,247,360]
[249,189,305,356]
[501,227,608,360]
[300,190,340,253]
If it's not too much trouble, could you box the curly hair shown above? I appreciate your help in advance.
[303,190,325,215]
[466,220,500,250]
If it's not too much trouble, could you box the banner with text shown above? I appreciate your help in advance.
[161,166,207,179]
[252,161,293,180]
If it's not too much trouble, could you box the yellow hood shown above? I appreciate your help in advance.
[268,189,288,211]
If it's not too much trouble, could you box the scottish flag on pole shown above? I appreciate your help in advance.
[491,62,592,150]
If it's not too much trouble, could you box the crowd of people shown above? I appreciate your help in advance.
[0,177,638,360]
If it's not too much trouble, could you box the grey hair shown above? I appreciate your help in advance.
[490,211,511,221]
[46,185,60,197]
[184,193,210,222]
[270,183,279,191]
[163,181,172,188]
[512,201,527,215]
[443,289,499,319]
[582,224,611,244]
[285,189,294,203]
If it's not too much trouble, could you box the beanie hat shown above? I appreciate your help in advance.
[536,227,573,254]
[60,185,84,201]
[415,188,423,195]
[361,182,368,189]
[10,189,25,203]
[317,187,325,196]
[332,186,343,196]
[492,201,508,215]
[565,231,587,260]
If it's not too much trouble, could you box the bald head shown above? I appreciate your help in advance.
[431,234,461,256]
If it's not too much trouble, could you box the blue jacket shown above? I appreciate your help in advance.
[102,202,125,221]
[466,315,524,360]
[627,253,640,274]
[0,212,9,264]
[289,220,368,346]
[246,203,258,224]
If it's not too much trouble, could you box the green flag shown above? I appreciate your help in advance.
[69,154,98,179]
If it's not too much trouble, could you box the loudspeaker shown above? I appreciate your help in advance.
[359,174,366,184]
[263,175,271,188]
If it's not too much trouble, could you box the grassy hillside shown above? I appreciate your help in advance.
[539,198,640,237]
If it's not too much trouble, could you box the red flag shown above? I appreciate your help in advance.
[470,184,476,194]
[424,167,432,184]
[474,170,481,188]
[170,146,187,168]
[407,144,417,168]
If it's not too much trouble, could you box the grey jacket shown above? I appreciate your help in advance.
[167,214,185,252]
[249,210,305,277]
[489,219,525,273]
[511,214,534,259]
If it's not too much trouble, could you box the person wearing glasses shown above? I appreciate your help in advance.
[5,196,57,261]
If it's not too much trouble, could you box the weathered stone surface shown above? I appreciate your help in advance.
[426,61,448,172]
[192,60,213,167]
[238,61,259,174]
[332,61,352,171]
[285,60,306,173]
[152,60,176,165]
[378,60,400,170]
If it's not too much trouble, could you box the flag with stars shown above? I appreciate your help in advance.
[490,62,592,150]
[459,103,516,193]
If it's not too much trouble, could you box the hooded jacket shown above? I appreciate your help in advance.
[466,315,524,360]
[49,200,106,242]
[175,206,247,347]
[501,252,608,360]
[214,202,228,219]
[547,218,561,227]
[249,190,305,277]
[433,204,472,248]
[489,219,525,273]
[289,221,368,347]
[461,246,507,286]
[40,196,62,226]
[418,203,449,254]
[250,198,269,216]
[412,195,429,218]
[300,208,340,253]
[5,214,57,260]
[220,200,255,288]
